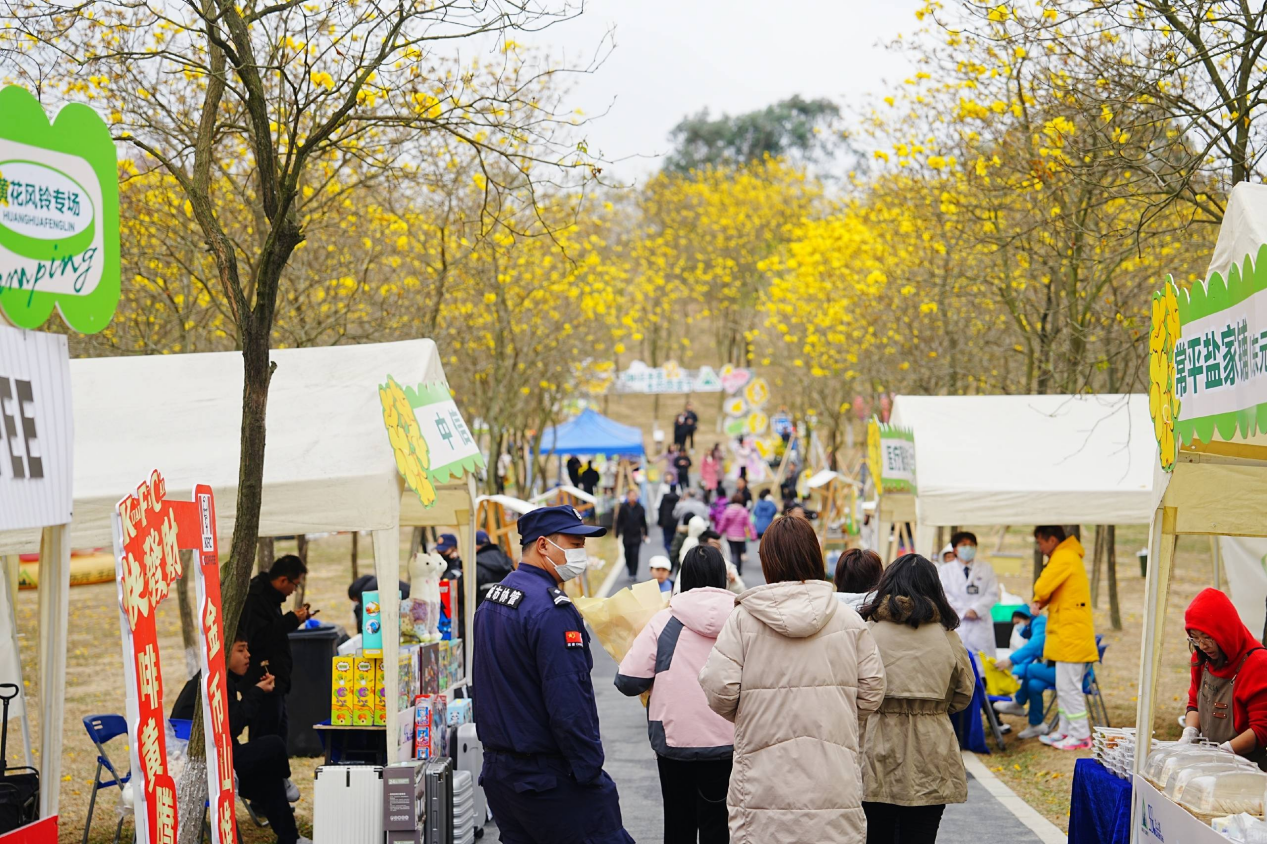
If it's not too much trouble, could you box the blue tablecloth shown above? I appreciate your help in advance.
[1069,758,1131,844]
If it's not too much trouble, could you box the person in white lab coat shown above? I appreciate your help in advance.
[939,531,999,659]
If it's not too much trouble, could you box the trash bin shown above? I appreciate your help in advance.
[287,623,340,757]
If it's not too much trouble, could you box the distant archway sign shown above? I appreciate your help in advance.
[0,85,120,334]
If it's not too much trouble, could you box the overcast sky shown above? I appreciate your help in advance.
[505,0,925,182]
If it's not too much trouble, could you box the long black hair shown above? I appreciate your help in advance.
[861,553,960,630]
[679,545,727,592]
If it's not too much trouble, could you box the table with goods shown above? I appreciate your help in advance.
[311,582,486,844]
[1069,726,1267,844]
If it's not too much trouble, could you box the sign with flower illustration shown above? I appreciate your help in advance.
[0,85,120,334]
[867,417,917,494]
[1149,245,1267,472]
[379,377,484,506]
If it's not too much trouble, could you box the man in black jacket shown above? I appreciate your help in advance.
[241,555,310,742]
[657,488,680,555]
[579,461,600,496]
[172,633,307,844]
[614,488,648,578]
[474,529,516,606]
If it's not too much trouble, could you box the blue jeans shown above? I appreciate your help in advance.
[1013,663,1057,725]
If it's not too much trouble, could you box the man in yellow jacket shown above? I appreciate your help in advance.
[1030,525,1099,751]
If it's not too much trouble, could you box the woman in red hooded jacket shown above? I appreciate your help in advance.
[1182,588,1267,768]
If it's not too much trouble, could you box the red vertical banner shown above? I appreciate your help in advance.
[112,472,235,844]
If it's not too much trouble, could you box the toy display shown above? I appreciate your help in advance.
[353,657,376,727]
[362,590,383,657]
[332,655,354,726]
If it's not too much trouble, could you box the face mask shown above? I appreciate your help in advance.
[546,538,589,581]
[957,545,977,563]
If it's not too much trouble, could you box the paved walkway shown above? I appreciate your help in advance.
[488,530,1053,843]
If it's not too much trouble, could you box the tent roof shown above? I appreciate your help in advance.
[889,394,1155,526]
[1208,182,1267,280]
[0,339,471,554]
[540,408,645,458]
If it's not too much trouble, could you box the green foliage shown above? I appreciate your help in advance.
[662,95,842,173]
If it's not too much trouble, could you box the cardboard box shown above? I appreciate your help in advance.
[397,647,417,712]
[447,698,472,726]
[353,657,376,727]
[448,638,463,688]
[362,589,383,657]
[331,655,354,726]
[373,657,387,726]
[414,696,433,760]
[420,643,439,696]
[397,706,416,761]
[437,641,449,691]
[438,579,455,640]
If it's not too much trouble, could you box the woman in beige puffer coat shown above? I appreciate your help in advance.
[698,516,886,844]
[860,553,975,843]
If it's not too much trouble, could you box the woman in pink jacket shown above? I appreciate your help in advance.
[700,447,721,503]
[715,493,756,575]
[615,546,736,844]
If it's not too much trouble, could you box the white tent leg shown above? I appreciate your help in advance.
[1130,508,1176,844]
[37,524,70,818]
[373,527,402,764]
[463,473,478,682]
[0,556,32,767]
[1211,535,1223,590]
[914,524,936,560]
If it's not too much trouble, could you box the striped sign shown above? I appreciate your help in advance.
[0,324,72,529]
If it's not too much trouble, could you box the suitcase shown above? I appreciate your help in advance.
[0,684,38,834]
[453,722,486,831]
[313,764,383,844]
[423,758,453,844]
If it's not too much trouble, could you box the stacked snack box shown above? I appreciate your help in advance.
[352,656,376,727]
[373,658,387,726]
[331,655,354,726]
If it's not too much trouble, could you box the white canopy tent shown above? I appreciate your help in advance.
[1132,183,1267,842]
[1,338,479,790]
[888,393,1156,556]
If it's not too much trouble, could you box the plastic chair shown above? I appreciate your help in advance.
[82,715,132,844]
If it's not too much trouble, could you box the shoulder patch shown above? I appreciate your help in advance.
[548,586,572,607]
[486,584,526,609]
[565,630,584,648]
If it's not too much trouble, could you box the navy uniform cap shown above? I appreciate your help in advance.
[518,504,607,545]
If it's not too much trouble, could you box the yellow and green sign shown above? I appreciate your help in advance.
[0,86,120,334]
[1150,244,1267,471]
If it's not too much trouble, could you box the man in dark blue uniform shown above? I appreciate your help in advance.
[472,505,634,844]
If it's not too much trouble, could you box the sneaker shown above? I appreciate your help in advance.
[999,723,1013,735]
[1019,723,1052,740]
[285,778,300,803]
[993,701,1027,717]
[1051,734,1093,751]
[1039,732,1067,746]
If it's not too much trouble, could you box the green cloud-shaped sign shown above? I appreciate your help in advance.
[0,86,120,334]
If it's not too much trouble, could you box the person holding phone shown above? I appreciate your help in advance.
[242,554,311,747]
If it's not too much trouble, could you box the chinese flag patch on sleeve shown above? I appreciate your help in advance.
[565,630,583,649]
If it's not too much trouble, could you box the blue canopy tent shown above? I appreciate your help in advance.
[540,408,645,458]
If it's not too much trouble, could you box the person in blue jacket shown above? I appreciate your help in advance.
[472,505,635,844]
[752,488,778,538]
[993,607,1056,739]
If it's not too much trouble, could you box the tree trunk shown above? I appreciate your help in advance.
[351,531,359,580]
[175,552,199,677]
[293,534,308,607]
[175,752,207,844]
[1107,524,1122,631]
[256,536,274,575]
[1032,540,1044,585]
[1090,525,1104,608]
[409,527,425,559]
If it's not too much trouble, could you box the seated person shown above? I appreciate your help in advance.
[991,608,1055,740]
[171,632,309,844]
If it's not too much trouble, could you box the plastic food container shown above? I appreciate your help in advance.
[1163,760,1257,802]
[1146,745,1235,787]
[1176,769,1267,822]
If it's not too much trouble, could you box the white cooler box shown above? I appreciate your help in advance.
[314,764,384,844]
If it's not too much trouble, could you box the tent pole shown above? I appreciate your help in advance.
[37,524,70,819]
[1130,507,1176,844]
[0,557,32,767]
[464,472,479,681]
[1211,535,1222,591]
[372,527,402,764]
